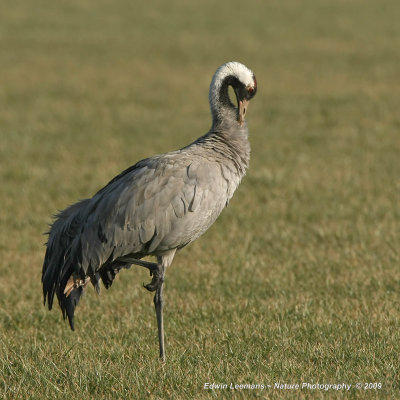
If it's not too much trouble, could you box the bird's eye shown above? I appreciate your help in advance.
[248,87,254,94]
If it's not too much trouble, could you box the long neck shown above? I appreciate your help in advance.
[209,75,237,129]
[188,123,251,179]
[213,128,251,177]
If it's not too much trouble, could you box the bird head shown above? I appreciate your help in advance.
[209,61,257,127]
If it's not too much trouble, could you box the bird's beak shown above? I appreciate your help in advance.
[238,99,249,126]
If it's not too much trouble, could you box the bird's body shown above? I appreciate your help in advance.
[42,62,257,360]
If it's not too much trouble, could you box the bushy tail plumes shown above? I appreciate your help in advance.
[42,200,90,330]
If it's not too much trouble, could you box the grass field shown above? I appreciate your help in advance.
[1,0,400,398]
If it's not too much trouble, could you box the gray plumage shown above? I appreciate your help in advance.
[42,61,257,360]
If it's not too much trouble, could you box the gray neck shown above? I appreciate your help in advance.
[189,122,250,180]
[215,126,251,177]
[209,76,238,130]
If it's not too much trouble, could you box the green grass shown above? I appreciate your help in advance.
[1,0,400,398]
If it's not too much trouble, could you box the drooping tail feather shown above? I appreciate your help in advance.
[42,197,133,330]
[60,286,84,331]
[42,199,91,330]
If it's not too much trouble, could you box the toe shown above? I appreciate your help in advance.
[144,282,157,292]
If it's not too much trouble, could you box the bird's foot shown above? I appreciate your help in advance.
[143,268,164,292]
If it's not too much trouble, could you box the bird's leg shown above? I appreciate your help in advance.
[124,251,175,361]
[153,264,166,361]
[118,257,157,272]
[123,256,166,359]
[117,256,158,281]
[118,253,173,292]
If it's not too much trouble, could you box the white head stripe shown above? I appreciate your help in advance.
[211,61,255,91]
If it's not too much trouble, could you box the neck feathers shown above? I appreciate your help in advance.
[209,69,236,127]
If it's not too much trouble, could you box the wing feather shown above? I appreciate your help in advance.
[45,152,231,301]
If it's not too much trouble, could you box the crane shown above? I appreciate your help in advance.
[42,61,257,361]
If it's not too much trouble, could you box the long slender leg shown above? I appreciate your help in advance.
[117,257,158,286]
[151,251,175,361]
[154,272,165,361]
[128,257,166,360]
[117,257,157,271]
[123,250,175,361]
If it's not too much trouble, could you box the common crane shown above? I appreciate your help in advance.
[42,61,257,361]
